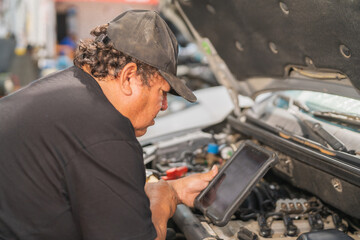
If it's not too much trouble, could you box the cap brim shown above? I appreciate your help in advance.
[159,70,197,103]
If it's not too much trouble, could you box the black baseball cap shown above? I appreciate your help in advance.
[105,10,197,103]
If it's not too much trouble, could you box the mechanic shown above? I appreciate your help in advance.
[0,10,218,240]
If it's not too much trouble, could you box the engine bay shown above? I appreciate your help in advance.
[143,124,360,240]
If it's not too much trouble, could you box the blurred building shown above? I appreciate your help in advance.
[0,0,56,58]
[55,0,158,41]
[0,0,158,94]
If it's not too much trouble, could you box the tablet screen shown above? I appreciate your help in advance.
[199,145,270,219]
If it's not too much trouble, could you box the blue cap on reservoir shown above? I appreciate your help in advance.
[207,143,219,154]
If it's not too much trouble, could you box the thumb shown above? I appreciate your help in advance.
[201,165,218,181]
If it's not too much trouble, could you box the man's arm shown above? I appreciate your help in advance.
[145,180,179,240]
[145,166,218,240]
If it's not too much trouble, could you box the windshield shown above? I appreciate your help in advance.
[280,91,360,117]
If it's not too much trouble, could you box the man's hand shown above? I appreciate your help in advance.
[169,165,218,207]
[145,179,180,240]
[145,166,218,240]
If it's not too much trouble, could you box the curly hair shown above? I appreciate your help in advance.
[73,24,158,86]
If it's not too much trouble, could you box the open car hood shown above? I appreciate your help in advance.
[161,0,360,100]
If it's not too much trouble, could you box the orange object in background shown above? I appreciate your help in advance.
[162,166,188,181]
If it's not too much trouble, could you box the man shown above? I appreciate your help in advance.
[0,10,217,240]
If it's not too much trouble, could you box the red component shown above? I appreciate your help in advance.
[161,166,188,180]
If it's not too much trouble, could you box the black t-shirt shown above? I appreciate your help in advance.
[0,66,156,240]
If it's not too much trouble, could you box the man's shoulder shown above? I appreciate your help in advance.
[0,66,137,160]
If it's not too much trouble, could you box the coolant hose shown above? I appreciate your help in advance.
[172,204,216,240]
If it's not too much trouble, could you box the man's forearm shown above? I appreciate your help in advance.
[145,180,180,240]
[149,202,171,240]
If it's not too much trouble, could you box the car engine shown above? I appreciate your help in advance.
[143,126,360,240]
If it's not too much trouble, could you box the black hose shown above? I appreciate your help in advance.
[172,204,215,240]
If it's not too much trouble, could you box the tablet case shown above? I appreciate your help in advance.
[194,140,278,226]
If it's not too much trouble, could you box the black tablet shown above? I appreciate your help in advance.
[194,141,278,226]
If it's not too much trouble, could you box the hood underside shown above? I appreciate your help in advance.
[174,0,360,93]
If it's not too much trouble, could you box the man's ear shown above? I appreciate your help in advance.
[118,62,138,95]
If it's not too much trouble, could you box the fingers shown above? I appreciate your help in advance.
[201,165,218,181]
[167,165,219,207]
[211,164,219,176]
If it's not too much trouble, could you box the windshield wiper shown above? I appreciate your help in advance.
[272,94,357,153]
[301,119,348,152]
[313,111,360,128]
[286,99,349,153]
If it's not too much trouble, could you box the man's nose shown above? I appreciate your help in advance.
[161,92,168,111]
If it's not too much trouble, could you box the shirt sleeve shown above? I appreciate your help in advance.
[64,139,156,240]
